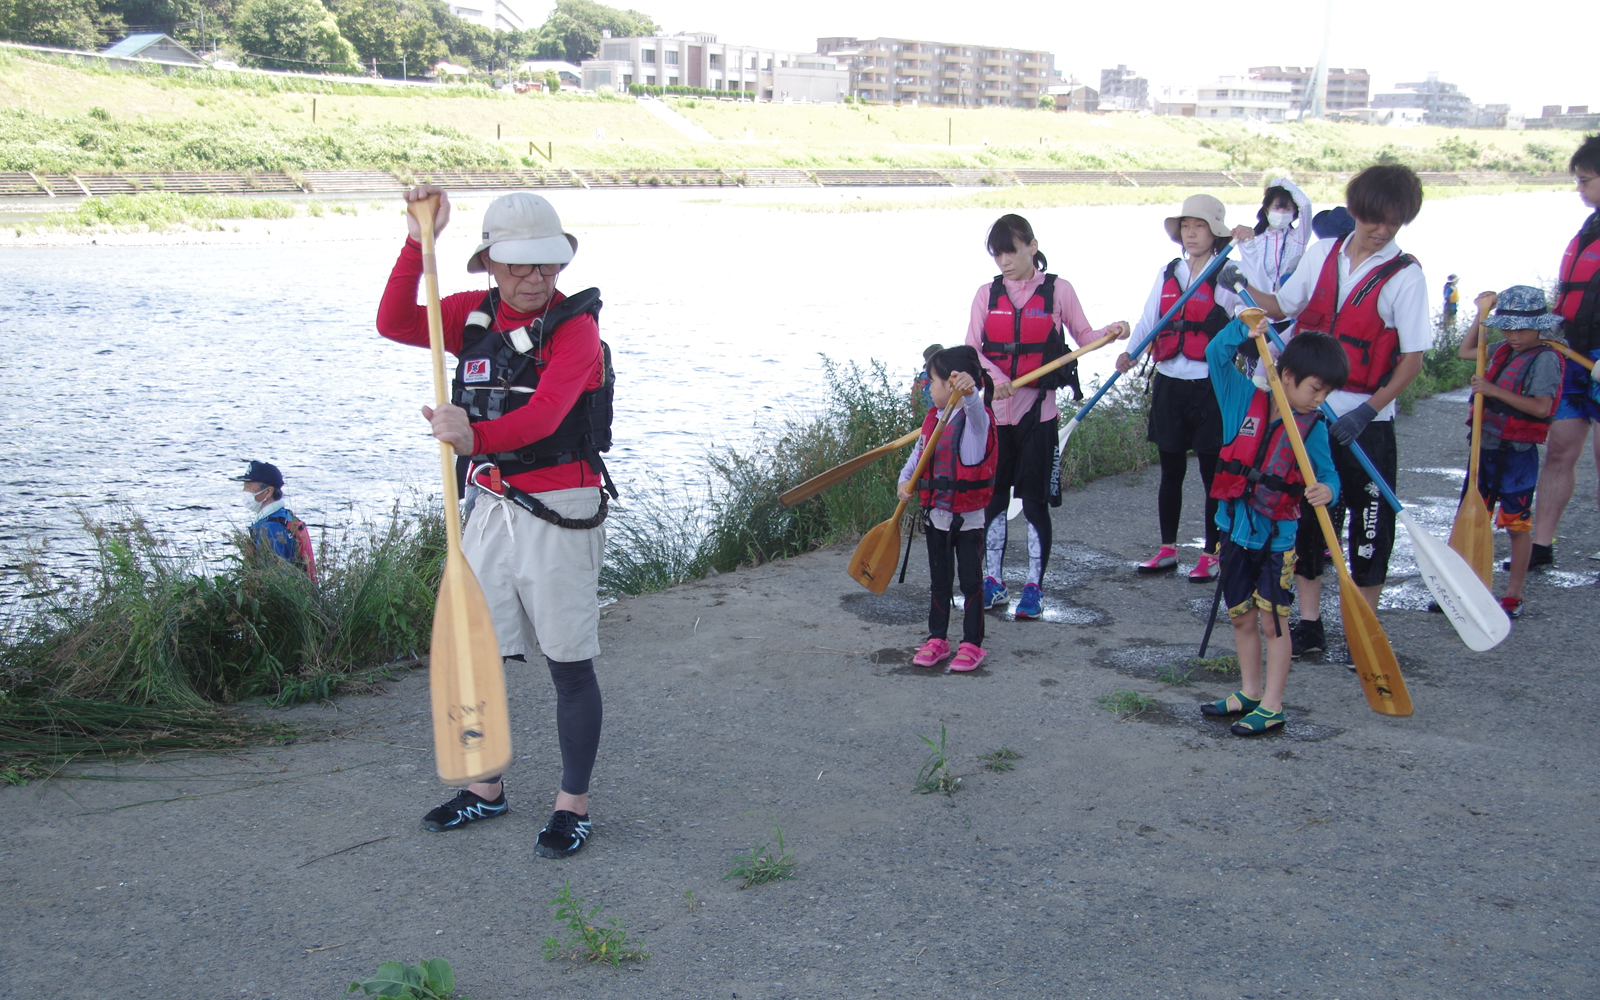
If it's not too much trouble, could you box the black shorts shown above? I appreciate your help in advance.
[993,417,1061,506]
[1294,419,1397,587]
[1147,372,1224,455]
[1220,538,1296,619]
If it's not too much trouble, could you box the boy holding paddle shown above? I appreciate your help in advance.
[1456,287,1566,618]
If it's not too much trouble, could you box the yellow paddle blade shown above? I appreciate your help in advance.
[1448,493,1495,589]
[1338,573,1413,716]
[848,511,906,595]
[430,550,513,784]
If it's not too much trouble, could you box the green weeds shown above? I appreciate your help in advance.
[1059,378,1159,490]
[1398,317,1479,414]
[542,880,650,966]
[914,724,960,795]
[980,747,1023,773]
[1096,690,1157,719]
[1191,654,1240,676]
[348,957,459,999]
[724,825,797,889]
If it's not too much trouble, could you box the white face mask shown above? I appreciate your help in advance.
[1266,209,1295,230]
[241,488,268,511]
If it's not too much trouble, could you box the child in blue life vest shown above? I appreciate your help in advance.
[1456,286,1567,619]
[898,346,999,673]
[1199,318,1345,736]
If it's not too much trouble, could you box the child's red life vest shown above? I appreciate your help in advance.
[1294,235,1418,394]
[981,274,1072,391]
[1151,258,1230,362]
[1469,342,1565,445]
[1556,227,1600,351]
[916,405,999,513]
[1210,391,1321,520]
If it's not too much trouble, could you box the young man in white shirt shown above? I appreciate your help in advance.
[1236,164,1430,659]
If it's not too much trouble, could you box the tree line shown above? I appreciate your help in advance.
[0,0,658,77]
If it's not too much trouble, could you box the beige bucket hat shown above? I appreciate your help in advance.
[468,192,578,273]
[1163,193,1230,242]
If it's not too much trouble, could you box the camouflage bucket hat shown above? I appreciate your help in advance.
[1484,285,1563,331]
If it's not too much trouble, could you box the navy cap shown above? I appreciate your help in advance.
[1312,206,1355,240]
[230,460,284,489]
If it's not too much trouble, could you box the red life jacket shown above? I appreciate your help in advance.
[1468,342,1565,445]
[1210,391,1321,521]
[1151,258,1229,362]
[916,405,999,514]
[1556,224,1600,352]
[981,274,1075,393]
[1294,235,1418,394]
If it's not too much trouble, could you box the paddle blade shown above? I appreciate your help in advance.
[1337,575,1412,716]
[1058,416,1080,450]
[1447,493,1495,589]
[848,515,905,594]
[430,551,512,784]
[1006,497,1023,520]
[1401,510,1509,652]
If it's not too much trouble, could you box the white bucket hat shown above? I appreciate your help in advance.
[467,192,578,274]
[1164,193,1230,242]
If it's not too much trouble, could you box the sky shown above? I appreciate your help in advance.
[524,0,1589,119]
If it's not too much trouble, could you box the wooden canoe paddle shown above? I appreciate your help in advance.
[409,195,513,785]
[1245,310,1412,716]
[847,390,965,594]
[1541,339,1600,381]
[1448,298,1497,588]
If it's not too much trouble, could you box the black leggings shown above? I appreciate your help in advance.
[548,656,603,796]
[926,520,984,647]
[1157,450,1220,551]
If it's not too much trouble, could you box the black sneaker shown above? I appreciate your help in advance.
[421,788,507,832]
[1504,542,1553,572]
[1290,619,1325,659]
[535,809,593,859]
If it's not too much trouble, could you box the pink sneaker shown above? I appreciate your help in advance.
[912,637,951,667]
[1189,553,1219,582]
[950,642,988,672]
[1137,546,1178,574]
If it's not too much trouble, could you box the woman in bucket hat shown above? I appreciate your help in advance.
[1115,193,1246,581]
[1456,286,1567,618]
[377,185,611,859]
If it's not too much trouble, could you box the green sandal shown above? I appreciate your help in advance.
[1230,706,1286,736]
[1200,691,1261,717]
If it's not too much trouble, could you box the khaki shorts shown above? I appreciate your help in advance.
[462,486,605,662]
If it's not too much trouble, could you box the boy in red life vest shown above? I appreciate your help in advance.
[967,214,1130,622]
[1456,287,1567,619]
[1200,318,1345,736]
[1115,194,1247,582]
[1237,164,1431,659]
[1527,135,1600,570]
[898,347,999,673]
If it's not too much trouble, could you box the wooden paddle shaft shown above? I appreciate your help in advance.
[1466,299,1492,500]
[410,196,464,555]
[881,390,966,534]
[779,428,921,507]
[1006,331,1118,391]
[1541,339,1597,372]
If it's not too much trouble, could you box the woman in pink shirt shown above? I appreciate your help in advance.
[966,214,1129,620]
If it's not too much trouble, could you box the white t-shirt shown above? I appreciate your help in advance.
[1277,236,1432,420]
[1130,258,1246,380]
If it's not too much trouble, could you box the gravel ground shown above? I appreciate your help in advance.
[3,388,1597,1000]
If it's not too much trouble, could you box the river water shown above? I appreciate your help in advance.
[0,187,1583,594]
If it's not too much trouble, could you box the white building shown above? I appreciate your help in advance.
[519,60,582,88]
[1195,76,1292,121]
[448,0,530,33]
[580,32,846,101]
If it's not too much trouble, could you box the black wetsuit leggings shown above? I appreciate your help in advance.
[1157,450,1221,551]
[490,655,602,797]
[926,520,984,648]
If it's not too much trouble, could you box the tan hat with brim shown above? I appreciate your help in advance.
[1163,193,1230,242]
[467,192,578,273]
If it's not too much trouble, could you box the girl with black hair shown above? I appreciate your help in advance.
[897,346,998,672]
[965,214,1129,621]
[1230,177,1313,296]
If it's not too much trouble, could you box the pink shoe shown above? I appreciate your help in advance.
[950,642,988,672]
[1189,553,1219,582]
[912,637,951,667]
[1137,546,1178,574]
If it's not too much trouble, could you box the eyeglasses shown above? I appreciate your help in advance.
[1577,174,1600,187]
[505,262,563,278]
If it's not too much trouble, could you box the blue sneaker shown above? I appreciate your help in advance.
[1014,583,1043,620]
[982,576,1009,609]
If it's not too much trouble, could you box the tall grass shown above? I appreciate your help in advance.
[1058,379,1159,490]
[1397,315,1478,413]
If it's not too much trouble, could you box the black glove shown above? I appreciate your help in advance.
[1329,402,1377,446]
[1216,262,1248,294]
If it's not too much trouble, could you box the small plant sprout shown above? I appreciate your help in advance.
[724,825,797,889]
[1096,690,1156,720]
[1191,654,1240,676]
[1155,663,1196,687]
[542,880,650,966]
[684,889,698,914]
[914,724,960,795]
[980,747,1023,773]
[347,958,458,999]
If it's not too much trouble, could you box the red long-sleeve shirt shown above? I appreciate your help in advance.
[377,239,604,493]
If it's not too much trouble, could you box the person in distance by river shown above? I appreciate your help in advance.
[231,460,314,579]
[377,186,613,860]
[969,214,1130,622]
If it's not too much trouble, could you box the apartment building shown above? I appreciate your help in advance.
[1099,64,1148,110]
[580,32,846,101]
[1195,77,1293,121]
[447,0,530,33]
[1248,66,1370,112]
[817,36,1054,108]
[1371,73,1474,128]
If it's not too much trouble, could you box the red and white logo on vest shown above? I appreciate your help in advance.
[463,359,491,383]
[1238,415,1261,438]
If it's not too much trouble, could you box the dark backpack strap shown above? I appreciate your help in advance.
[1039,273,1056,314]
[988,275,1006,310]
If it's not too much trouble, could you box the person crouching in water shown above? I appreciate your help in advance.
[1116,194,1247,581]
[968,214,1129,620]
[900,346,999,672]
[1202,317,1346,736]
